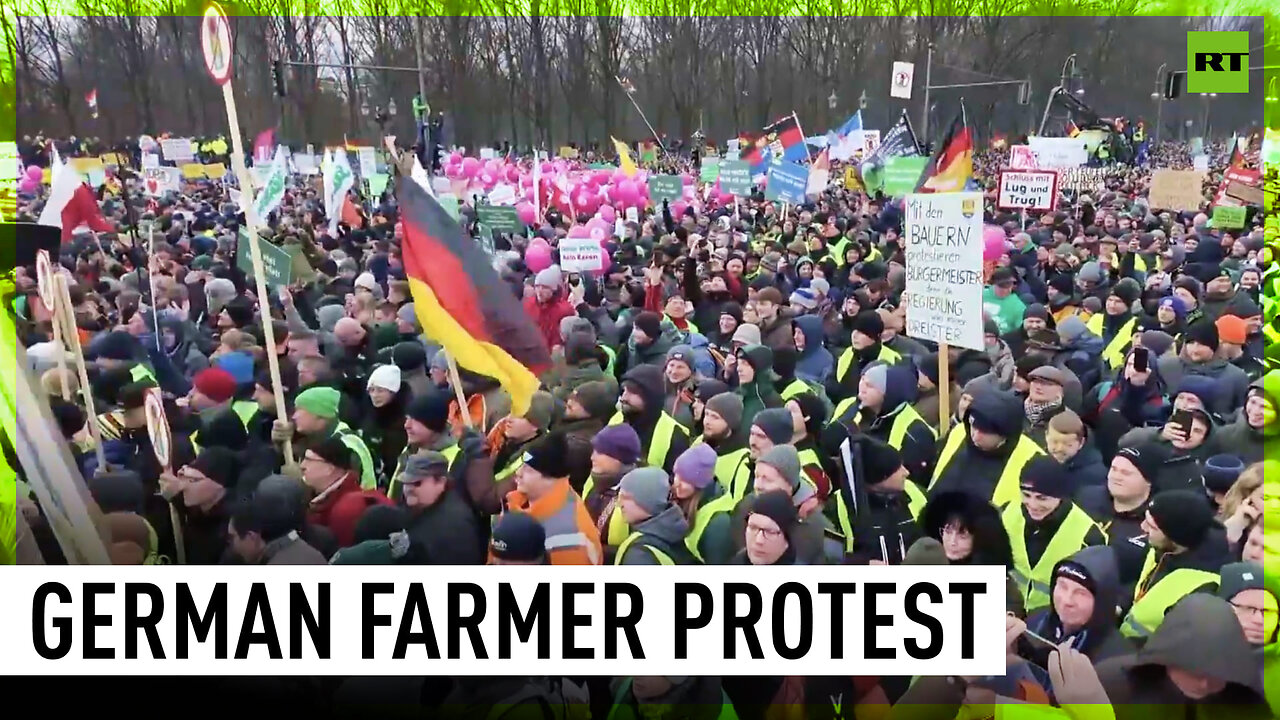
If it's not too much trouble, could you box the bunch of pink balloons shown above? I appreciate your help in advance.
[982,224,1007,262]
[525,237,554,273]
[18,165,42,193]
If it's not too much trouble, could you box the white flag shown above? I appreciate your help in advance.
[890,61,915,99]
[253,146,289,220]
[325,149,355,235]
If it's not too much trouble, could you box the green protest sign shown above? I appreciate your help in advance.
[437,194,460,222]
[700,157,721,184]
[718,160,753,196]
[477,205,523,234]
[589,163,616,170]
[1212,204,1246,229]
[368,172,389,198]
[236,230,295,288]
[881,156,929,197]
[648,175,684,203]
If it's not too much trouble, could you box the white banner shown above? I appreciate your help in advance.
[904,192,985,352]
[890,61,915,99]
[1193,154,1209,172]
[160,138,194,162]
[997,169,1059,211]
[487,184,517,206]
[1026,136,1087,169]
[559,237,606,273]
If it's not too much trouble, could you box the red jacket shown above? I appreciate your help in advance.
[307,474,391,547]
[522,291,575,353]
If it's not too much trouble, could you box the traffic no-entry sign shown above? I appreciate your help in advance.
[201,3,234,86]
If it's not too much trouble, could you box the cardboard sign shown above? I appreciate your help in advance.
[559,237,605,273]
[1027,136,1087,168]
[160,138,194,162]
[1212,205,1246,229]
[718,160,753,196]
[1008,145,1038,170]
[99,153,128,167]
[648,175,683,203]
[1149,169,1205,212]
[764,162,809,204]
[997,170,1058,211]
[181,163,206,180]
[904,192,985,351]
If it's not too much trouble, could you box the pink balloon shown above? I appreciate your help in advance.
[566,225,591,240]
[480,172,498,189]
[611,169,628,185]
[517,203,536,226]
[671,200,688,218]
[445,163,465,180]
[525,244,553,273]
[25,165,42,182]
[18,177,39,193]
[585,218,610,242]
[593,170,612,186]
[982,224,1007,262]
[484,159,499,174]
[448,152,463,165]
[540,161,554,175]
[461,157,481,178]
[599,205,616,223]
[717,191,735,206]
[681,172,694,186]
[615,180,637,205]
[552,161,567,174]
[505,166,520,183]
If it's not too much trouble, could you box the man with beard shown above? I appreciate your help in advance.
[609,364,690,474]
[695,392,752,501]
[558,380,617,492]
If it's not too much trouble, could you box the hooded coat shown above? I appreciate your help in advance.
[842,363,936,483]
[793,315,835,385]
[734,344,784,437]
[620,365,690,474]
[928,391,1028,502]
[618,504,696,565]
[1157,353,1251,417]
[920,490,1013,567]
[1095,594,1270,720]
[1022,545,1134,665]
[1207,373,1277,466]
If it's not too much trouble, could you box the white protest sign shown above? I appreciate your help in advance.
[357,146,377,178]
[142,167,180,196]
[1008,145,1038,169]
[997,169,1058,211]
[35,249,55,310]
[904,192,985,352]
[160,138,194,162]
[726,138,741,155]
[1056,167,1107,193]
[293,154,317,175]
[559,237,606,273]
[487,184,516,206]
[1026,136,1087,168]
[890,61,915,99]
[1193,154,1209,172]
[480,147,496,160]
[625,206,639,223]
[862,130,881,155]
[142,153,160,169]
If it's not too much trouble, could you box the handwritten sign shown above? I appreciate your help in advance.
[1149,169,1205,212]
[1027,136,1087,168]
[142,167,180,196]
[648,175,683,204]
[997,169,1058,211]
[160,138,194,162]
[558,237,605,273]
[904,192,985,351]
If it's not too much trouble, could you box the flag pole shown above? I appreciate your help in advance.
[793,112,813,163]
[445,353,474,430]
[616,76,666,153]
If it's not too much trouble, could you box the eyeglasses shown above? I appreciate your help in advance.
[747,523,783,540]
[1230,602,1277,619]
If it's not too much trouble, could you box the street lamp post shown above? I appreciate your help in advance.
[1151,62,1167,143]
[1060,54,1084,97]
[1201,93,1216,138]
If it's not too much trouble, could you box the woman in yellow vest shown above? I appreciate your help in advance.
[1003,457,1107,612]
[612,467,697,565]
[671,445,735,564]
[1121,489,1223,640]
[582,425,643,560]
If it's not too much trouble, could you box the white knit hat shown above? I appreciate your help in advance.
[366,364,402,393]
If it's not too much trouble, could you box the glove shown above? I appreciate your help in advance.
[281,463,304,481]
[458,429,487,461]
[270,420,294,445]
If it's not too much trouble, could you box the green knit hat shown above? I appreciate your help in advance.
[294,387,340,419]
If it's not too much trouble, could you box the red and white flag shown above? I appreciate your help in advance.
[38,159,114,242]
[85,89,98,119]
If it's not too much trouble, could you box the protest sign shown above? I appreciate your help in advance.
[357,147,377,178]
[160,138,194,162]
[648,175,683,203]
[99,153,128,167]
[235,230,295,288]
[181,163,206,180]
[904,192,985,352]
[142,167,180,196]
[293,154,317,175]
[996,170,1058,211]
[69,157,104,175]
[1223,180,1264,207]
[718,160,753,196]
[487,184,517,206]
[558,146,579,159]
[477,205,523,234]
[726,138,741,155]
[881,156,929,196]
[1027,137,1087,168]
[765,162,808,204]
[142,153,159,169]
[890,61,915,99]
[480,148,496,160]
[1212,205,1246,229]
[700,156,721,184]
[844,166,862,191]
[559,237,606,273]
[87,169,106,188]
[1193,155,1209,172]
[625,206,639,223]
[1056,167,1106,193]
[1215,167,1262,207]
[1008,145,1038,169]
[203,163,226,180]
[863,130,881,155]
[1148,169,1205,212]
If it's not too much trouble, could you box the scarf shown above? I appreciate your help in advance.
[1025,399,1061,427]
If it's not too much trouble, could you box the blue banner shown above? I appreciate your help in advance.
[765,162,809,204]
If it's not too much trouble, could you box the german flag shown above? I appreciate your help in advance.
[1065,120,1081,138]
[915,106,973,194]
[397,175,550,416]
[1227,137,1245,169]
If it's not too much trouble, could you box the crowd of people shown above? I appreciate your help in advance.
[5,133,1278,717]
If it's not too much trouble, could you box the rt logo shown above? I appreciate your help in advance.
[1187,31,1250,93]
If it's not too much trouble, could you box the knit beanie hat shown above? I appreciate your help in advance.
[858,436,903,486]
[534,265,562,288]
[694,379,730,404]
[522,431,571,479]
[862,363,889,395]
[391,341,427,370]
[366,364,402,393]
[916,352,941,387]
[1173,275,1202,301]
[193,367,237,404]
[1184,320,1220,352]
[752,408,795,445]
[1019,456,1074,499]
[1024,303,1050,322]
[310,435,355,471]
[1110,278,1142,307]
[1141,330,1176,359]
[1112,442,1171,484]
[522,391,556,432]
[590,425,642,466]
[1217,562,1267,603]
[1149,489,1214,548]
[851,311,885,340]
[490,512,547,563]
[1175,375,1218,411]
[213,351,255,386]
[189,446,240,487]
[705,392,745,431]
[294,386,341,419]
[633,311,663,340]
[1158,295,1187,320]
[397,303,421,333]
[568,381,618,421]
[732,323,763,347]
[1057,316,1089,344]
[1215,314,1248,346]
[1202,454,1246,494]
[673,445,717,490]
[666,344,696,373]
[758,444,802,491]
[750,489,799,537]
[405,391,450,432]
[619,467,672,516]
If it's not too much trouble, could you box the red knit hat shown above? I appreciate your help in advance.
[193,367,237,404]
[1215,314,1248,346]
